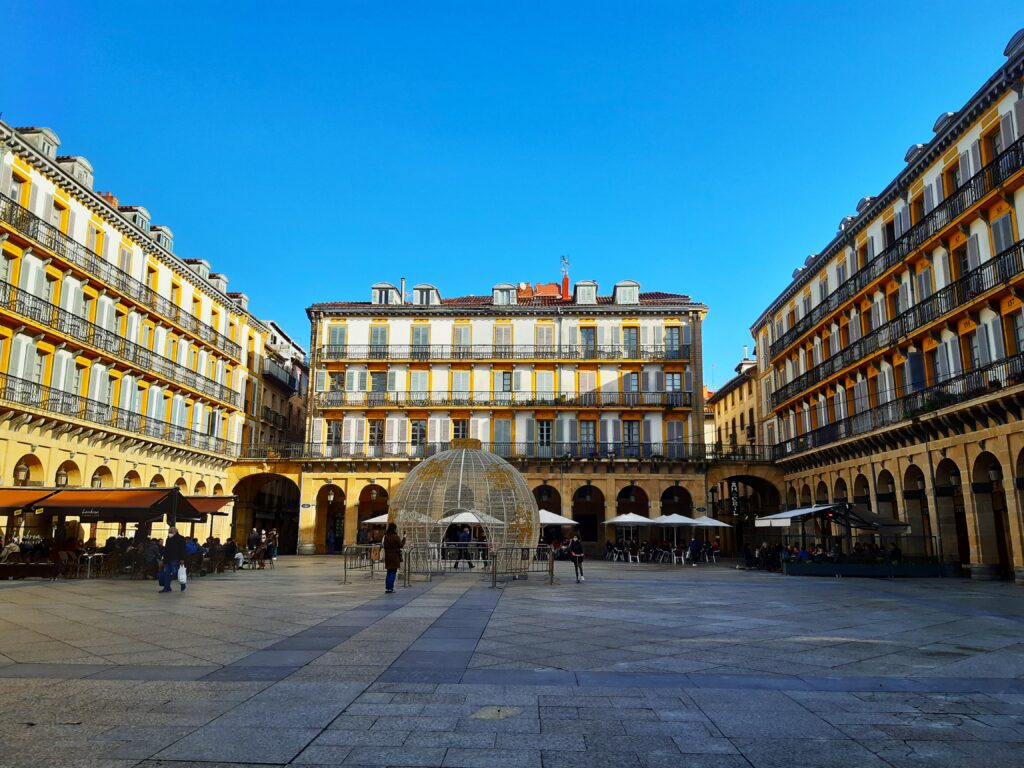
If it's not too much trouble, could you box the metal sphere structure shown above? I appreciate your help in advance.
[389,440,539,553]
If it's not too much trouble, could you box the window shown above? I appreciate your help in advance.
[535,325,554,355]
[537,419,552,447]
[622,372,639,393]
[327,420,343,446]
[494,324,512,356]
[837,258,848,285]
[373,287,393,304]
[986,128,1004,164]
[1013,311,1024,355]
[579,421,597,454]
[493,418,512,450]
[368,419,385,448]
[916,267,933,302]
[801,293,811,317]
[411,326,429,358]
[328,325,347,350]
[818,278,828,303]
[622,327,639,356]
[992,213,1014,255]
[665,326,681,358]
[452,325,470,357]
[493,288,515,305]
[499,371,513,392]
[576,285,596,305]
[452,419,468,440]
[579,327,596,356]
[451,370,470,399]
[623,421,641,453]
[369,326,387,358]
[9,176,25,206]
[49,200,64,230]
[410,419,427,446]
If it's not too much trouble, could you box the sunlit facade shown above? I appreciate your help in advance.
[751,30,1024,581]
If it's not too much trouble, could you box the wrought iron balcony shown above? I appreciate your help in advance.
[0,193,242,359]
[769,133,1024,360]
[0,279,239,407]
[313,390,693,409]
[261,405,288,429]
[0,371,237,456]
[774,349,1024,460]
[238,440,776,463]
[319,343,690,362]
[262,357,297,390]
[771,237,1024,408]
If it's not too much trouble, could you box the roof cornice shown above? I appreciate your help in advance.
[752,43,1024,333]
[0,120,267,331]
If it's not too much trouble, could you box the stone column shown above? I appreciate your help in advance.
[297,478,318,555]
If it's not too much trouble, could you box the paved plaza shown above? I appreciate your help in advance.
[0,560,1023,767]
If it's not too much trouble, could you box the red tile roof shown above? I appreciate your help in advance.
[309,291,694,311]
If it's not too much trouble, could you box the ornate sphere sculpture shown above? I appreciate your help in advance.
[389,439,539,556]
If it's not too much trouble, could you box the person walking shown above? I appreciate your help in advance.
[687,537,702,568]
[454,526,475,569]
[382,523,405,594]
[568,534,585,583]
[159,526,188,593]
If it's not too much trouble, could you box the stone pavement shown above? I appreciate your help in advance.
[0,558,1023,767]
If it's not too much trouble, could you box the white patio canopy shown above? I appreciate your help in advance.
[602,513,655,526]
[539,510,578,526]
[361,513,391,525]
[691,516,733,528]
[651,513,697,526]
[437,510,506,527]
[754,505,839,528]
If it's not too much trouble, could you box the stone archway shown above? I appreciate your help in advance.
[971,452,1013,579]
[786,486,798,509]
[875,469,897,520]
[149,474,166,488]
[571,484,604,547]
[533,484,561,513]
[122,470,141,488]
[358,484,389,544]
[833,477,848,504]
[616,484,650,517]
[194,481,208,495]
[708,474,781,554]
[902,464,932,556]
[660,485,693,516]
[800,484,812,507]
[232,473,302,555]
[318,485,345,552]
[815,481,829,504]
[90,465,113,489]
[55,460,82,488]
[935,458,969,569]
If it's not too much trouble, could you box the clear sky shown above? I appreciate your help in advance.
[3,2,1022,387]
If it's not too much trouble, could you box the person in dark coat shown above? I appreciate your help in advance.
[159,527,188,593]
[382,522,405,593]
[687,537,702,567]
[568,534,585,583]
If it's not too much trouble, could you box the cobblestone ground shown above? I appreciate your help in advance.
[0,558,1023,767]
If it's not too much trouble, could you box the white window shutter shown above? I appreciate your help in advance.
[27,184,38,215]
[683,369,693,392]
[934,177,944,204]
[641,371,650,392]
[554,418,564,445]
[398,418,407,444]
[967,235,980,271]
[949,339,963,375]
[1000,113,1015,150]
[970,141,982,177]
[314,370,327,392]
[354,419,365,446]
[427,417,438,443]
[345,370,355,391]
[387,370,396,390]
[1015,100,1024,140]
[385,418,395,444]
[341,417,353,446]
[866,236,875,260]
[358,371,368,391]
[977,325,991,366]
[513,371,522,391]
[924,185,934,213]
[990,319,1006,360]
[959,151,971,180]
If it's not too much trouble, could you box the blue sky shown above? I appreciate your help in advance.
[3,2,1022,387]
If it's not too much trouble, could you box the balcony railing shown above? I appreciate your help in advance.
[770,132,1024,360]
[0,280,239,407]
[0,193,242,359]
[262,358,297,390]
[261,405,288,430]
[771,237,1024,407]
[313,390,694,409]
[774,349,1024,459]
[0,371,236,456]
[239,440,775,463]
[320,343,691,362]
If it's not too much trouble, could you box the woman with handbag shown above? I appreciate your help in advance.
[382,523,405,594]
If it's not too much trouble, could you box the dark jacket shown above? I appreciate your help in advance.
[569,540,584,559]
[247,531,261,549]
[382,532,405,571]
[164,534,187,562]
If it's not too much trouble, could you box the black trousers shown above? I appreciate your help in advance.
[572,556,584,578]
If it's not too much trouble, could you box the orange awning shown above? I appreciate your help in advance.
[0,488,60,513]
[37,488,200,524]
[184,496,234,515]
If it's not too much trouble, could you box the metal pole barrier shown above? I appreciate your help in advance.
[548,547,554,585]
[490,548,498,589]
[403,547,410,588]
[342,547,348,584]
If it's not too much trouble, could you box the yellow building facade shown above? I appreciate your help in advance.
[0,121,282,542]
[751,31,1024,582]
[271,279,713,554]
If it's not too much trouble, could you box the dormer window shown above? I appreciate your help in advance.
[574,281,597,305]
[413,284,441,305]
[492,283,516,306]
[613,281,640,305]
[371,282,400,305]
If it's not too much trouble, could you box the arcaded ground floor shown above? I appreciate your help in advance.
[0,560,1023,767]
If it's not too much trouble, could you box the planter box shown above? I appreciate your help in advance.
[783,562,943,578]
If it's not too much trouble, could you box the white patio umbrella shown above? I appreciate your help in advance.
[691,516,732,528]
[361,513,390,525]
[437,510,506,527]
[539,509,578,526]
[602,512,653,542]
[652,512,697,547]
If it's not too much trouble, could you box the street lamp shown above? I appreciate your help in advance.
[13,462,29,486]
[55,466,69,488]
[91,471,103,488]
[123,474,133,488]
[326,489,335,505]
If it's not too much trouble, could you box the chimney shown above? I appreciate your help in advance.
[743,344,749,359]
[561,274,570,301]
[99,191,119,207]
